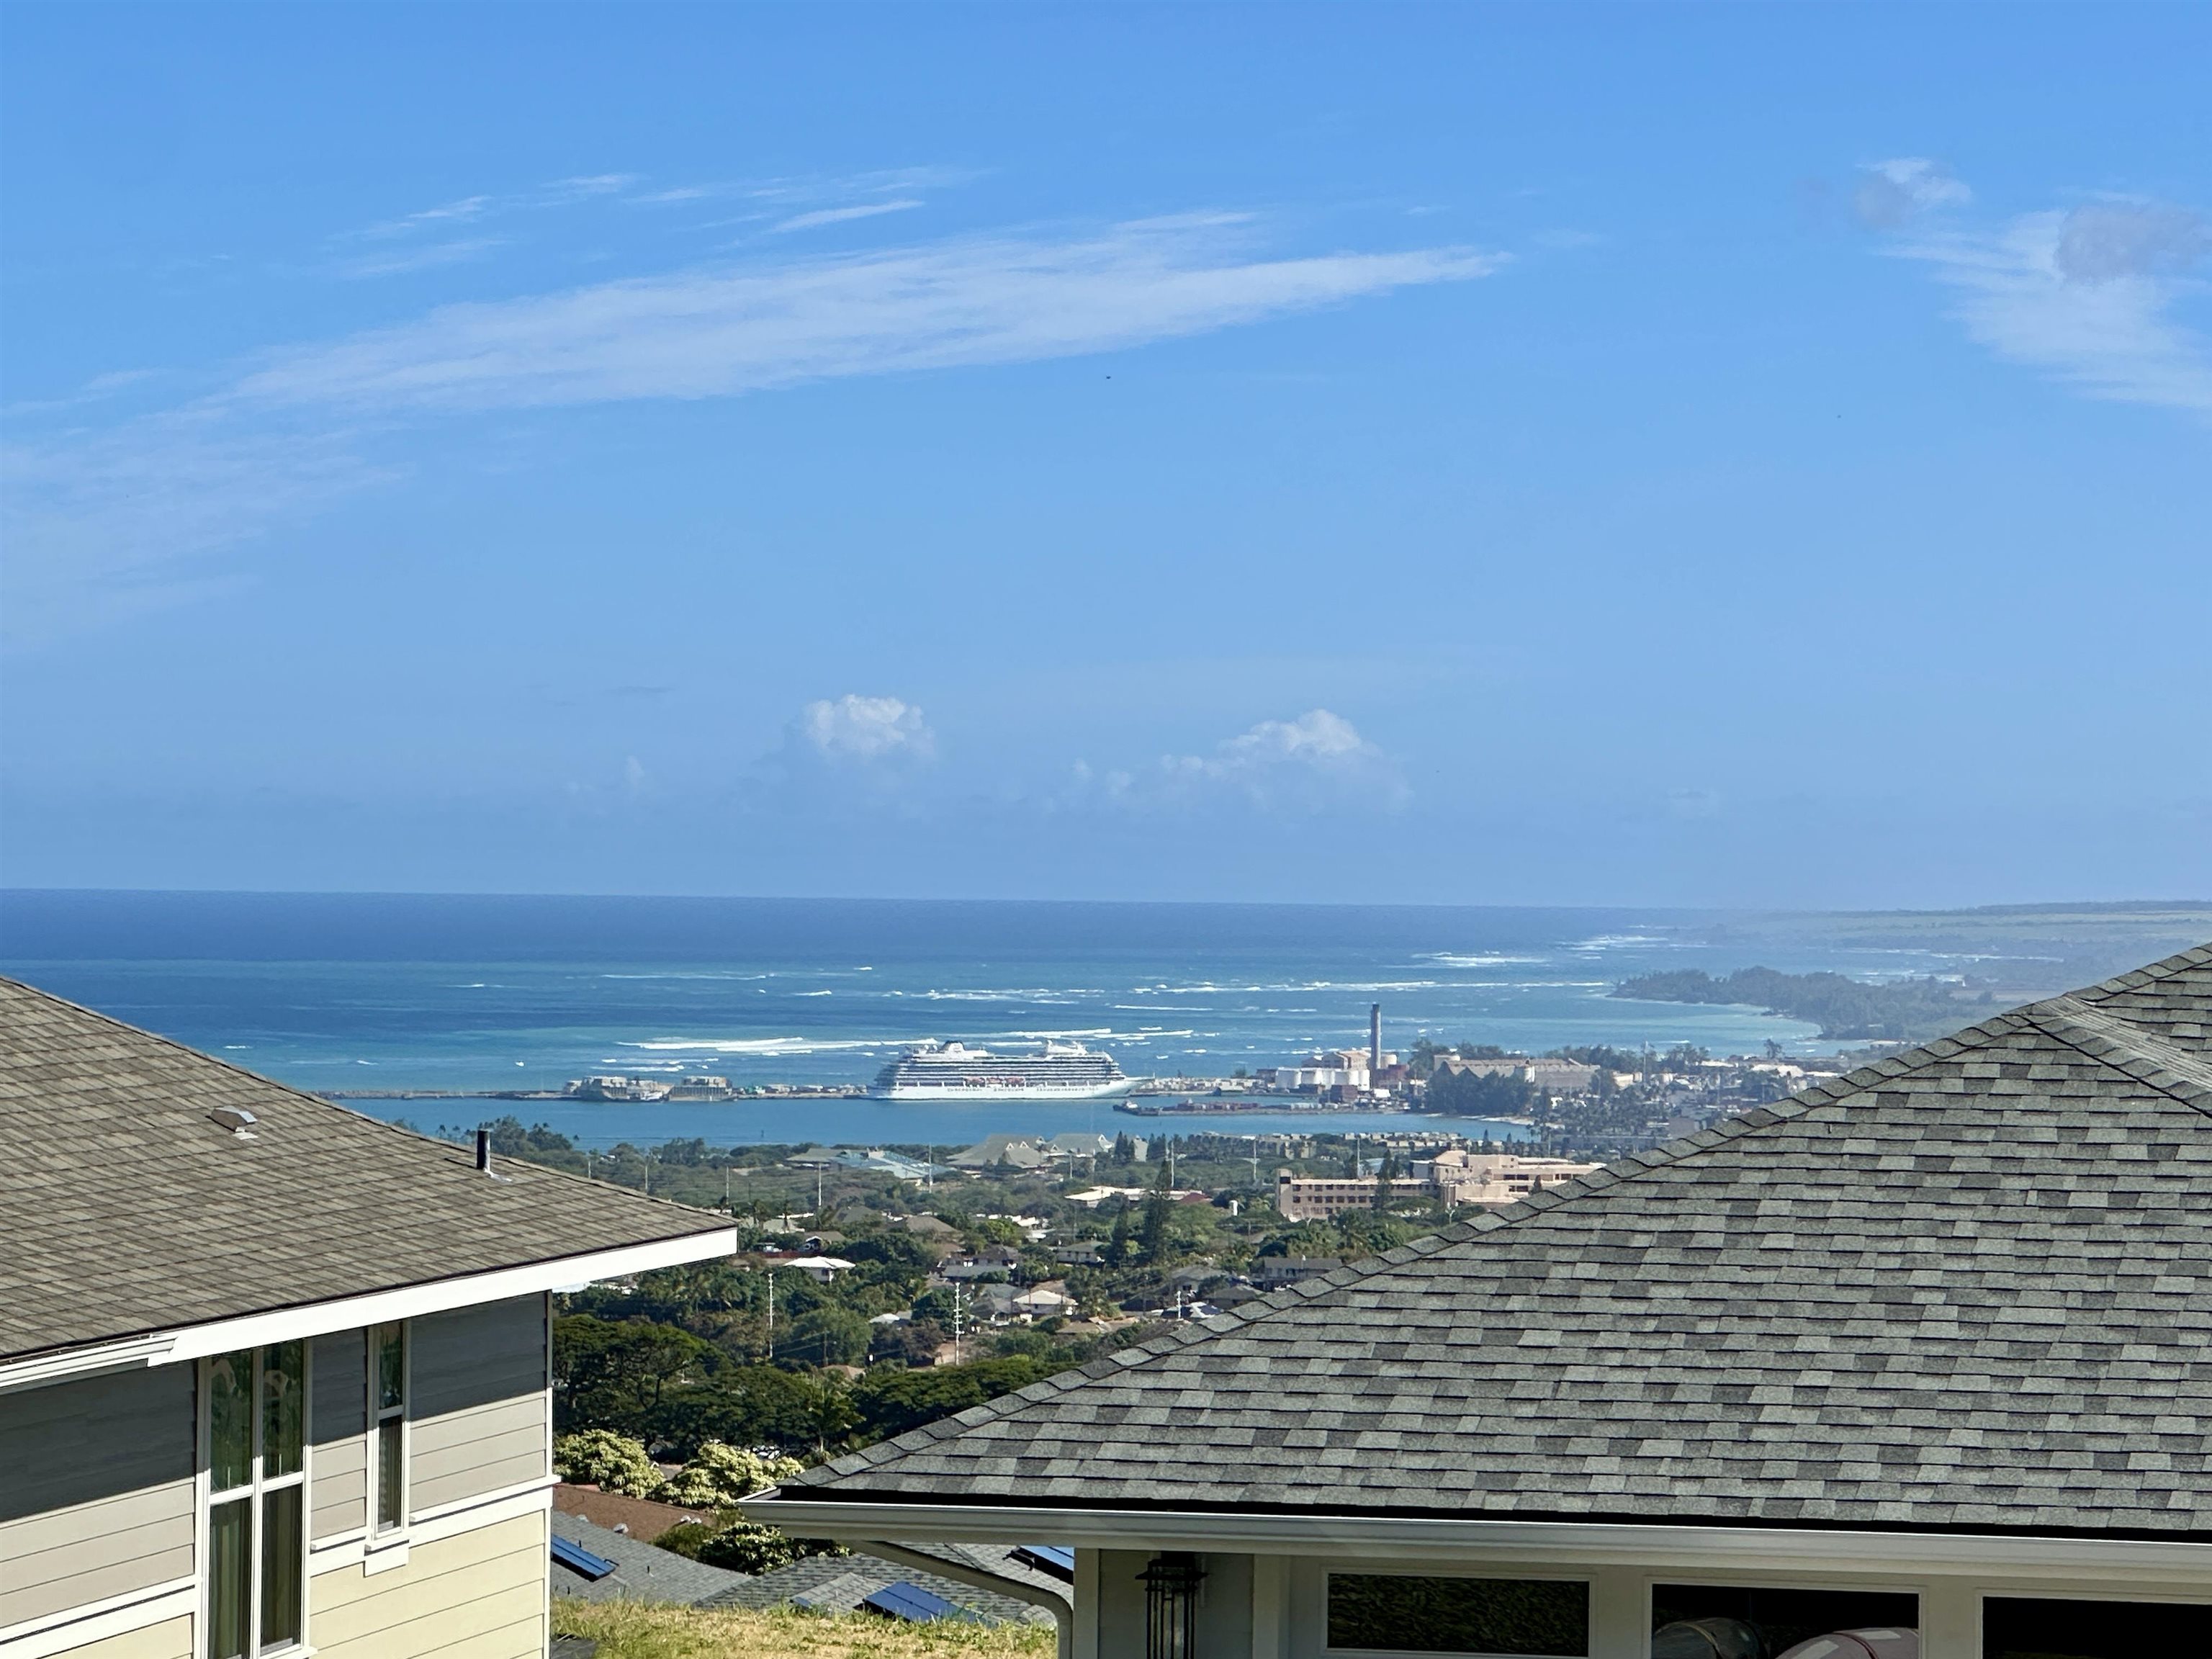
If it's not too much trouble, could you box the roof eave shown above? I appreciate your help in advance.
[0,1223,736,1395]
[740,1493,2212,1584]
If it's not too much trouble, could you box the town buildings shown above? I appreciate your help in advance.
[752,944,2212,1659]
[1273,1151,1604,1219]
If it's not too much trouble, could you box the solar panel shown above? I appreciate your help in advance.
[863,1582,959,1622]
[549,1535,618,1581]
[1016,1543,1076,1578]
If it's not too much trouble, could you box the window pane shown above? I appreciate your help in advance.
[1984,1596,2212,1659]
[208,1495,252,1659]
[1328,1574,1588,1656]
[374,1322,405,1413]
[209,1350,255,1493]
[260,1483,303,1651]
[1653,1586,1917,1659]
[261,1341,304,1479]
[377,1417,404,1530]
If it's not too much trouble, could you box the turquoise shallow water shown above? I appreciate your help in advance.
[4,891,2181,1148]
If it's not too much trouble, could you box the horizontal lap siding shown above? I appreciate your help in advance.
[312,1329,369,1541]
[0,1366,194,1633]
[408,1297,548,1523]
[45,1614,194,1659]
[310,1509,547,1659]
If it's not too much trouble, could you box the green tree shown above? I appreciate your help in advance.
[655,1442,804,1507]
[552,1429,662,1496]
[1105,1207,1134,1267]
[1138,1162,1172,1263]
[780,1306,871,1370]
[850,1355,1052,1442]
[553,1315,716,1434]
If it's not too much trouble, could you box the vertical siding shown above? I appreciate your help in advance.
[0,1366,195,1632]
[309,1509,547,1659]
[408,1296,549,1521]
[311,1329,369,1541]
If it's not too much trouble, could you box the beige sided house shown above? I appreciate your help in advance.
[755,946,2212,1659]
[0,979,734,1659]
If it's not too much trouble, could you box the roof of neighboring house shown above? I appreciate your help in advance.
[0,976,734,1365]
[775,946,2212,1539]
[553,1483,713,1543]
[707,1545,1056,1625]
[550,1514,748,1605]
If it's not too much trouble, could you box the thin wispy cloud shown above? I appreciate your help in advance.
[333,238,505,280]
[4,212,1500,644]
[235,217,1498,413]
[772,199,925,234]
[1866,162,2212,417]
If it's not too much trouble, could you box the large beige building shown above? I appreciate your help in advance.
[0,979,734,1659]
[1274,1153,1604,1220]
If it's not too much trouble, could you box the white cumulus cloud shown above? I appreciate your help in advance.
[797,694,936,764]
[1153,709,1407,811]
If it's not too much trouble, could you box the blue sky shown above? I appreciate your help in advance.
[2,4,2206,907]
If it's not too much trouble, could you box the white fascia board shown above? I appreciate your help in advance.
[742,1497,2212,1587]
[0,1227,735,1393]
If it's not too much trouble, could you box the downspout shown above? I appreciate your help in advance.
[859,1539,1074,1659]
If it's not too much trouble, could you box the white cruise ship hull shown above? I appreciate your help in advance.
[875,1078,1137,1102]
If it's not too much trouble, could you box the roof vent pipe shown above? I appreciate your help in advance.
[475,1128,491,1174]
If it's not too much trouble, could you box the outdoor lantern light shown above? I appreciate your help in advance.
[1141,1551,1205,1659]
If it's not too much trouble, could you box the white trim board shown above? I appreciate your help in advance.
[743,1498,2212,1586]
[0,1229,734,1394]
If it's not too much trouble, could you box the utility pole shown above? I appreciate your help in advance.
[765,1270,775,1362]
[724,1166,732,1209]
[952,1282,968,1365]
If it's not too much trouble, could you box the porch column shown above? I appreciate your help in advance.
[1918,1577,1978,1659]
[1251,1554,1290,1659]
[1586,1566,1646,1659]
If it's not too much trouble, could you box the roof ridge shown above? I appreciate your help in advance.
[794,1010,2054,1490]
[2026,994,2212,1120]
[0,974,727,1229]
[2069,941,2212,1006]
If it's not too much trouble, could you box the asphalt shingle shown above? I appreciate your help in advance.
[0,976,732,1364]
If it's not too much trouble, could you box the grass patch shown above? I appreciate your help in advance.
[552,1598,1056,1659]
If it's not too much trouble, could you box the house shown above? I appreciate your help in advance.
[1249,1254,1344,1287]
[781,1254,857,1282]
[0,976,736,1659]
[950,1134,1053,1171]
[750,946,2212,1658]
[549,1511,748,1605]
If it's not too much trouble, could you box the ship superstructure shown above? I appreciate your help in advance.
[871,1039,1133,1101]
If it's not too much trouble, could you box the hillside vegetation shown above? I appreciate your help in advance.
[1612,966,1997,1041]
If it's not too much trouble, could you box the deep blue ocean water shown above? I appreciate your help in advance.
[3,891,2190,1150]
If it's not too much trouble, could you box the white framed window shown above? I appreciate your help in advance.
[369,1321,408,1534]
[201,1343,307,1658]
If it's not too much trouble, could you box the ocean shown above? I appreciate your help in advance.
[4,891,2203,1150]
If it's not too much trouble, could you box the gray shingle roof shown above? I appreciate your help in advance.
[0,976,730,1364]
[781,946,2212,1538]
[552,1513,750,1605]
[704,1545,1053,1625]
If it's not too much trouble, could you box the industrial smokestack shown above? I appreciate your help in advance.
[1370,1003,1382,1071]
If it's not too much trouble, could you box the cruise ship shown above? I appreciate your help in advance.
[871,1040,1134,1101]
